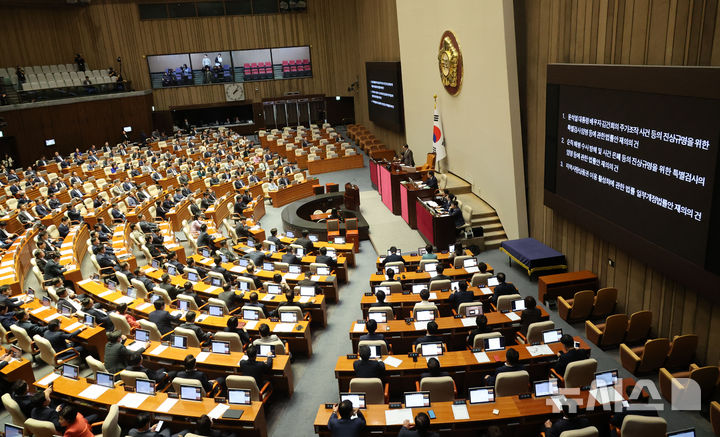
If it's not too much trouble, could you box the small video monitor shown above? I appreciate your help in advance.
[267,284,281,295]
[45,139,56,146]
[280,311,298,323]
[83,314,95,327]
[309,234,318,242]
[211,277,223,287]
[127,287,137,298]
[228,388,252,405]
[316,266,331,276]
[201,248,211,258]
[487,276,499,287]
[368,311,387,323]
[424,262,438,273]
[340,392,366,409]
[450,280,460,292]
[149,293,161,303]
[135,329,150,343]
[419,342,443,357]
[243,308,260,321]
[211,340,230,354]
[62,363,79,380]
[171,335,188,349]
[187,271,198,282]
[96,371,115,388]
[289,264,302,274]
[294,247,304,256]
[417,247,427,255]
[415,309,435,322]
[368,345,382,359]
[247,239,255,247]
[180,385,202,401]
[533,379,560,397]
[286,231,295,238]
[511,299,526,312]
[412,283,428,294]
[178,300,189,312]
[463,258,478,268]
[257,344,275,357]
[26,288,35,299]
[374,285,391,295]
[59,304,73,316]
[4,424,23,437]
[667,430,696,437]
[465,305,483,317]
[136,378,156,395]
[594,369,619,388]
[326,248,337,259]
[151,259,160,269]
[268,244,276,253]
[238,258,249,267]
[404,391,431,408]
[263,262,274,271]
[484,336,505,351]
[220,254,229,263]
[208,305,223,317]
[333,236,345,244]
[167,265,177,276]
[41,296,51,306]
[469,387,495,404]
[238,281,249,291]
[300,286,315,297]
[542,329,563,344]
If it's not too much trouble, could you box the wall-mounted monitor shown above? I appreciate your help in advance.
[271,46,312,80]
[45,139,55,146]
[365,62,404,132]
[190,51,233,85]
[147,54,192,89]
[232,49,272,82]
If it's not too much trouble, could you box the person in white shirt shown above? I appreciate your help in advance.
[202,54,211,68]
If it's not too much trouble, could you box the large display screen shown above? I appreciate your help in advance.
[544,64,720,296]
[365,62,404,132]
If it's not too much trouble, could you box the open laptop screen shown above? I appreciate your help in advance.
[62,364,79,380]
[511,299,526,311]
[415,309,435,321]
[280,311,298,323]
[419,342,443,357]
[300,286,315,296]
[368,311,387,323]
[135,329,149,343]
[211,340,230,354]
[180,385,202,401]
[208,305,224,316]
[484,337,505,351]
[228,388,252,405]
[243,308,260,320]
[412,283,428,294]
[594,369,619,388]
[542,329,563,344]
[404,391,430,408]
[469,387,495,404]
[171,335,188,349]
[136,378,155,395]
[533,379,560,397]
[340,392,366,409]
[4,424,23,437]
[666,430,696,437]
[96,371,114,388]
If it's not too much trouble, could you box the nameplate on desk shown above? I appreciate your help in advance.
[364,292,373,296]
[519,393,532,399]
[346,354,357,359]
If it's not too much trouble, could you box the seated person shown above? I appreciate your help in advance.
[149,300,181,335]
[115,303,141,330]
[243,292,266,316]
[58,405,95,437]
[370,290,391,310]
[543,399,590,437]
[128,413,170,437]
[448,281,475,311]
[43,319,86,359]
[485,348,524,386]
[179,311,211,343]
[30,388,62,432]
[218,284,242,312]
[519,295,542,336]
[10,380,34,418]
[328,399,365,437]
[252,323,282,348]
[381,246,403,267]
[315,246,337,271]
[398,412,438,437]
[491,272,518,306]
[224,316,250,346]
[424,170,438,190]
[421,245,437,260]
[413,321,444,350]
[420,357,449,379]
[239,345,273,388]
[177,354,225,394]
[359,319,386,343]
[127,351,169,384]
[105,330,134,373]
[552,334,588,376]
[466,314,490,347]
[211,256,233,283]
[412,289,438,314]
[353,344,385,379]
[432,264,451,282]
[80,298,112,330]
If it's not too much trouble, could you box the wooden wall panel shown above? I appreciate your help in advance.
[515,0,720,365]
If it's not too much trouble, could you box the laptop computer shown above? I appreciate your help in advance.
[96,371,115,388]
[412,283,428,294]
[280,311,298,323]
[326,248,337,259]
[238,281,249,291]
[300,286,315,297]
[227,388,252,405]
[511,299,526,311]
[238,258,249,267]
[126,287,137,298]
[286,231,295,238]
[200,248,211,258]
[136,378,155,395]
[368,311,387,323]
[83,314,95,327]
[187,271,199,282]
[210,277,223,287]
[450,280,460,292]
[542,329,563,344]
[208,305,224,317]
[180,385,202,401]
[463,257,479,273]
[106,280,117,291]
[368,345,382,359]
[177,300,189,312]
[333,237,345,244]
[667,429,696,437]
[257,344,275,357]
[374,285,391,295]
[419,342,443,357]
[289,264,302,274]
[533,379,560,397]
[167,264,177,276]
[404,391,431,408]
[211,340,230,354]
[317,266,331,276]
[135,329,150,344]
[268,244,276,253]
[465,305,483,317]
[340,392,366,409]
[484,337,505,351]
[59,304,74,316]
[243,308,260,320]
[266,284,281,295]
[262,262,274,271]
[469,387,495,404]
[415,309,435,321]
[294,247,304,257]
[4,424,23,437]
[594,369,619,388]
[424,262,438,273]
[171,335,188,349]
[487,276,500,287]
[417,247,427,255]
[62,363,79,380]
[41,296,51,307]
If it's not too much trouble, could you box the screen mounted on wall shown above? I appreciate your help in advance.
[365,62,404,132]
[544,64,720,298]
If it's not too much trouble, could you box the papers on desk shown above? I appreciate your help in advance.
[208,403,230,420]
[589,387,624,404]
[156,398,178,413]
[261,295,275,302]
[310,275,323,282]
[414,321,429,331]
[284,273,301,281]
[549,395,567,412]
[66,322,83,332]
[170,310,185,318]
[244,321,258,330]
[0,267,13,276]
[298,296,312,304]
[505,312,521,322]
[452,403,470,420]
[148,344,168,355]
[473,352,491,363]
[425,201,439,207]
[196,352,210,363]
[44,313,62,322]
[429,292,438,300]
[461,317,477,327]
[352,323,366,333]
[465,266,480,273]
[384,356,402,368]
[61,249,73,256]
[273,323,295,333]
[38,373,61,386]
[384,408,414,425]
[204,286,221,294]
[196,314,209,322]
[99,290,114,298]
[31,306,47,315]
[78,384,110,400]
[201,257,213,264]
[526,344,553,357]
[136,302,152,311]
[114,296,134,305]
[480,287,493,295]
[78,279,92,286]
[229,266,245,273]
[118,392,150,408]
[127,341,146,352]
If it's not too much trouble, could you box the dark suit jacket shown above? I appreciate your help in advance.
[43,260,66,280]
[413,335,444,348]
[44,329,80,353]
[381,253,403,267]
[519,307,543,335]
[0,294,21,309]
[316,255,337,270]
[546,416,591,437]
[31,406,62,431]
[148,309,180,335]
[177,369,213,392]
[197,232,217,250]
[104,341,132,373]
[281,253,301,265]
[486,363,525,386]
[492,282,518,305]
[448,290,476,310]
[239,358,273,387]
[353,359,385,379]
[552,348,589,375]
[294,237,314,253]
[328,411,365,437]
[179,322,209,342]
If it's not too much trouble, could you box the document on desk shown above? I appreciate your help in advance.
[310,275,323,282]
[136,302,152,311]
[243,321,258,330]
[118,393,150,408]
[505,312,521,322]
[148,344,168,355]
[526,344,553,357]
[229,266,245,273]
[384,356,403,368]
[452,403,470,420]
[461,317,477,327]
[196,314,209,322]
[78,385,110,400]
[480,287,493,295]
[284,273,300,281]
[99,290,114,298]
[208,403,230,420]
[414,321,429,331]
[126,341,146,352]
[156,398,178,413]
[273,323,295,332]
[589,387,624,404]
[44,313,62,322]
[474,352,491,363]
[298,296,312,304]
[204,286,221,294]
[66,322,83,332]
[385,408,414,425]
[261,294,275,302]
[352,323,366,333]
[31,306,47,315]
[38,373,61,386]
[196,352,210,363]
[429,292,438,300]
[114,296,134,305]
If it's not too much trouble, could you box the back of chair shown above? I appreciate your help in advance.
[115,271,131,291]
[712,402,720,437]
[665,334,698,370]
[130,279,149,299]
[102,404,121,437]
[310,263,328,274]
[496,294,522,312]
[139,319,163,341]
[429,279,450,291]
[689,365,720,402]
[600,314,628,347]
[420,376,455,402]
[368,306,394,321]
[358,340,388,356]
[379,281,402,295]
[564,358,597,388]
[23,418,58,437]
[471,272,493,287]
[152,287,172,305]
[451,255,470,269]
[208,297,230,315]
[253,338,286,355]
[226,375,261,401]
[495,370,529,397]
[526,321,555,344]
[86,355,108,373]
[174,327,201,348]
[278,305,303,321]
[2,393,27,426]
[109,312,133,336]
[119,370,150,387]
[620,415,666,437]
[213,331,244,353]
[456,302,482,317]
[559,426,599,437]
[346,218,358,231]
[172,377,206,397]
[327,219,340,233]
[33,335,57,367]
[625,310,652,344]
[177,294,199,311]
[349,377,384,404]
[473,332,502,350]
[638,338,670,373]
[591,287,617,318]
[385,261,405,273]
[237,276,256,290]
[10,325,33,355]
[568,290,595,320]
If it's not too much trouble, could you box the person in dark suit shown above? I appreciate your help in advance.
[239,345,273,388]
[217,284,242,312]
[43,319,86,359]
[242,291,266,315]
[224,316,250,346]
[294,229,314,254]
[398,412,439,437]
[401,144,415,166]
[449,200,464,228]
[0,285,22,309]
[328,399,365,437]
[80,299,112,330]
[544,399,590,437]
[110,203,125,222]
[519,295,543,336]
[491,272,518,306]
[197,224,218,252]
[316,247,337,271]
[10,380,35,418]
[552,334,588,376]
[358,319,386,343]
[466,314,491,347]
[268,228,283,247]
[57,217,71,238]
[43,253,66,281]
[179,311,210,343]
[485,348,525,386]
[15,310,47,337]
[448,281,475,311]
[104,330,134,373]
[381,246,403,267]
[420,357,449,379]
[30,390,62,432]
[127,351,169,384]
[413,321,444,349]
[158,274,180,299]
[148,300,180,335]
[424,171,438,190]
[211,256,233,283]
[281,250,301,265]
[128,413,170,437]
[177,354,225,394]
[353,345,385,379]
[370,290,390,310]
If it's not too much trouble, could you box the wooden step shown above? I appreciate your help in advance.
[444,173,472,195]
